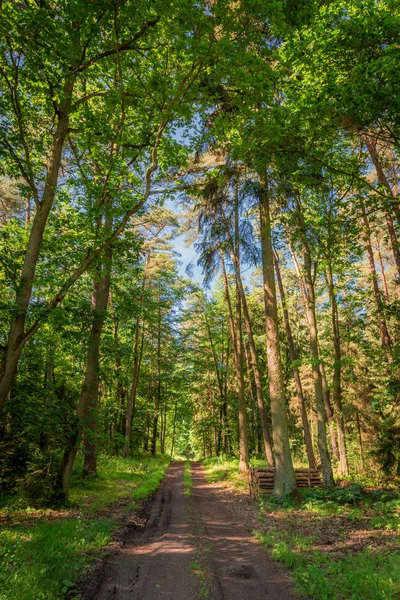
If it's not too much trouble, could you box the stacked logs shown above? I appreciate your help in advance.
[248,467,322,498]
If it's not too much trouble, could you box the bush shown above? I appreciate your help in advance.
[0,431,30,494]
[17,451,60,507]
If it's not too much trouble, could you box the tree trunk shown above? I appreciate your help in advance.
[243,342,260,457]
[170,401,178,457]
[82,199,113,477]
[25,197,31,229]
[288,237,339,462]
[109,290,125,454]
[57,189,112,496]
[57,260,111,496]
[0,86,74,413]
[258,184,296,497]
[229,246,274,465]
[82,264,112,477]
[123,322,145,457]
[325,263,348,476]
[362,134,400,281]
[219,253,249,471]
[123,254,149,457]
[375,236,390,303]
[204,312,228,445]
[233,193,250,472]
[356,411,365,472]
[301,242,335,487]
[360,198,392,354]
[274,252,316,470]
[151,292,162,457]
[151,410,158,456]
[143,412,150,452]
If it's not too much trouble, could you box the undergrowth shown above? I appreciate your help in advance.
[0,454,170,600]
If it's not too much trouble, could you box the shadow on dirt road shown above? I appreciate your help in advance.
[80,461,298,600]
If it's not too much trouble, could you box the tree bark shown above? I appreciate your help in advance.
[82,195,113,476]
[170,401,178,457]
[228,243,274,466]
[274,252,316,470]
[292,199,335,487]
[123,253,149,457]
[0,82,74,412]
[360,199,392,354]
[233,193,250,472]
[151,291,162,456]
[375,236,390,303]
[57,253,111,496]
[258,184,296,497]
[219,253,249,471]
[356,411,365,472]
[243,342,261,457]
[362,134,400,281]
[325,263,348,476]
[301,245,335,486]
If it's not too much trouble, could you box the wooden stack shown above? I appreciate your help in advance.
[248,467,322,498]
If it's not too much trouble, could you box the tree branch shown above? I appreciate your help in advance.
[69,16,160,75]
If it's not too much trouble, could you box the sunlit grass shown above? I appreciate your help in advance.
[256,530,400,600]
[0,517,112,600]
[0,454,170,600]
[183,460,193,496]
[202,456,251,492]
[70,454,169,512]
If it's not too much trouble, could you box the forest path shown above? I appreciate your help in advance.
[81,461,298,600]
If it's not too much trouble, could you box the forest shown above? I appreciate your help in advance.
[0,1,399,599]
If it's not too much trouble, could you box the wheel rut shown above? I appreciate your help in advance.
[80,461,299,600]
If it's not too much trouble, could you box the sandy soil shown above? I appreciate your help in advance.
[80,461,299,600]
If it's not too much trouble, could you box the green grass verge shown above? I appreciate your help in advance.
[0,454,170,600]
[256,530,400,600]
[259,487,400,599]
[183,460,193,497]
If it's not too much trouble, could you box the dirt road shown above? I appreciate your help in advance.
[82,462,298,600]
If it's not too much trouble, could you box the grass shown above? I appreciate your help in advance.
[183,460,193,497]
[202,455,268,492]
[256,530,400,600]
[260,486,400,599]
[203,455,400,600]
[0,454,170,600]
[189,560,209,597]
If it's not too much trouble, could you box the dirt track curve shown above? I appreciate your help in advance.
[82,461,298,600]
